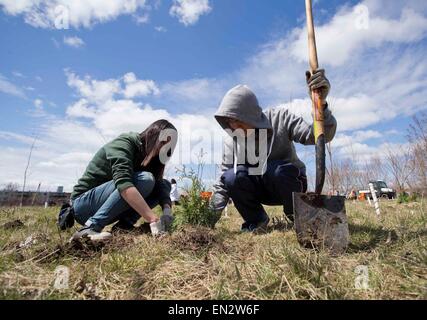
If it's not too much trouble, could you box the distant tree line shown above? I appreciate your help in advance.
[325,112,427,196]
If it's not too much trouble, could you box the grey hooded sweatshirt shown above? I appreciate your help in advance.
[212,85,337,212]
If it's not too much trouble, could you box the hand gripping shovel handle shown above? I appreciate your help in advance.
[305,0,326,195]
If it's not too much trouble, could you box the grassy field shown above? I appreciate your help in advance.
[0,200,426,300]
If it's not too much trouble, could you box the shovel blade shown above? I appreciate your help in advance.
[293,193,349,255]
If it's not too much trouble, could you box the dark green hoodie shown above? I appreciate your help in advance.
[71,132,165,202]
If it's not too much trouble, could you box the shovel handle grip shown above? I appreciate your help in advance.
[312,91,325,140]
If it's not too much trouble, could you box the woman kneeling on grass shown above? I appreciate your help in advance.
[68,120,177,242]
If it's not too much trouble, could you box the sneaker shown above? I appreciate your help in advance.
[241,216,270,234]
[70,226,112,242]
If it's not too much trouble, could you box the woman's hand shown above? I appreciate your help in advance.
[150,220,166,237]
[120,187,158,223]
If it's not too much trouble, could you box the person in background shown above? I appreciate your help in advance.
[66,120,177,241]
[170,179,180,206]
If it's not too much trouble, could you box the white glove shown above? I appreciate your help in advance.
[160,207,174,230]
[150,220,165,237]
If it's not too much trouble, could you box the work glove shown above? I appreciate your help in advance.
[160,206,174,231]
[306,68,330,101]
[149,220,166,237]
[208,198,224,226]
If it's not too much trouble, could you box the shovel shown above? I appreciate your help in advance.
[292,0,349,255]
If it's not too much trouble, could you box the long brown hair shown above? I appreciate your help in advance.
[139,120,177,180]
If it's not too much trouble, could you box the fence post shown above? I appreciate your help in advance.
[369,183,381,216]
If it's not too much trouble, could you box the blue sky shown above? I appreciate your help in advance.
[1,0,427,191]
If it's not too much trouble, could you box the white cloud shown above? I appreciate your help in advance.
[0,123,106,191]
[34,99,43,110]
[170,0,211,26]
[332,130,382,149]
[337,141,411,163]
[93,101,170,136]
[123,72,160,98]
[155,26,167,32]
[161,78,226,110]
[0,131,38,146]
[0,74,26,98]
[12,71,25,78]
[63,36,85,48]
[134,12,150,24]
[66,99,96,119]
[65,71,160,107]
[66,70,122,105]
[0,0,150,29]
[290,5,427,67]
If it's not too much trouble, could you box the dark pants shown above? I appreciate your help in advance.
[222,160,307,224]
[72,172,171,232]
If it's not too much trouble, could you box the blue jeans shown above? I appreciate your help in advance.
[222,160,307,224]
[72,172,171,232]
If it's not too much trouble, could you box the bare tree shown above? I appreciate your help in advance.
[338,158,360,194]
[20,137,37,207]
[359,156,389,187]
[407,113,427,192]
[384,145,414,193]
[2,182,19,192]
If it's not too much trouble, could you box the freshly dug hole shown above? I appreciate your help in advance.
[168,226,224,252]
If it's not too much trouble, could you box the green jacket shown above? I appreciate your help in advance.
[71,132,170,206]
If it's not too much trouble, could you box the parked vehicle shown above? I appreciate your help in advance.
[359,181,396,200]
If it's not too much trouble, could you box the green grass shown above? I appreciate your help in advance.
[0,200,426,300]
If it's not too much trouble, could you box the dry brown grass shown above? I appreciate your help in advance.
[0,199,426,300]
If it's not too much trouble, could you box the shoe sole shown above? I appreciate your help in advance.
[88,232,113,242]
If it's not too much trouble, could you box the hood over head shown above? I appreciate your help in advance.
[215,85,273,131]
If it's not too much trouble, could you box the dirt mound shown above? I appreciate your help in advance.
[2,219,25,230]
[169,226,224,252]
[35,239,106,263]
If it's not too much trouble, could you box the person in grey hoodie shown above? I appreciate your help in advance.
[211,69,337,232]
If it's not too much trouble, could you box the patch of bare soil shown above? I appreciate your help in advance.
[35,238,106,263]
[2,219,25,230]
[168,226,225,252]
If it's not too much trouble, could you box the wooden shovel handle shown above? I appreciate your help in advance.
[306,0,326,195]
[306,0,325,139]
[306,0,319,72]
